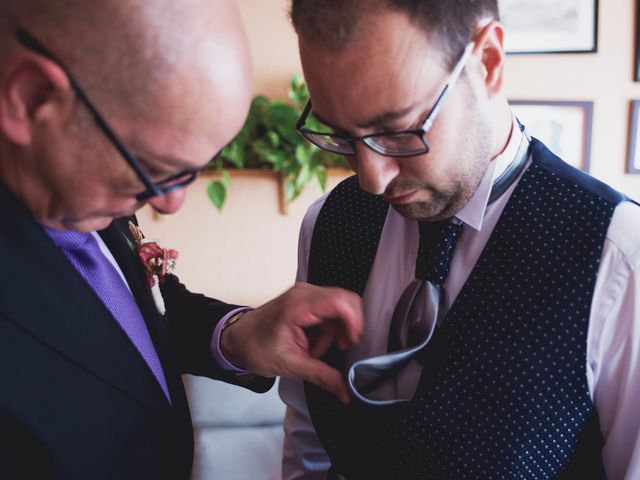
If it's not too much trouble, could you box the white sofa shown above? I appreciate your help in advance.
[185,375,286,480]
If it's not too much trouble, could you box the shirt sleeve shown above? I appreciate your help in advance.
[588,201,640,480]
[210,307,254,374]
[280,379,331,480]
[280,197,331,480]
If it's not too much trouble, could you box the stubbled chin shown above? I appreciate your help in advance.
[391,201,449,222]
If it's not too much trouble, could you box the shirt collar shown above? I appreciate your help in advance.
[455,113,523,231]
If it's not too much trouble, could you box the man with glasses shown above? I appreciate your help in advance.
[0,0,365,479]
[280,1,640,479]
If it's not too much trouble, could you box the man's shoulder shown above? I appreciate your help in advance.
[304,192,331,221]
[607,201,640,268]
[302,175,387,226]
[301,191,330,238]
[532,139,627,206]
[301,176,359,230]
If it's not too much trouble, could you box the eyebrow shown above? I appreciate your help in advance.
[313,103,419,132]
[355,104,418,129]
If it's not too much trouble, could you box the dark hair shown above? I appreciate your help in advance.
[290,0,499,67]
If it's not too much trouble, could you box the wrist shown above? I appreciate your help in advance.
[222,309,249,333]
[220,309,251,368]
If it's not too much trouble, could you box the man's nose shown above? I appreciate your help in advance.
[353,144,399,195]
[146,188,188,215]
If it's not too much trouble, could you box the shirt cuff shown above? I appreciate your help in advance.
[210,307,253,374]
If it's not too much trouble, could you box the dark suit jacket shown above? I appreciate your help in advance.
[0,182,274,479]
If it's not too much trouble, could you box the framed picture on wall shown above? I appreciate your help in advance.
[500,0,598,54]
[510,100,593,172]
[636,0,640,80]
[627,101,640,173]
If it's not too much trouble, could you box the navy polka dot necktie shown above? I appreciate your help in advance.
[415,220,464,284]
[348,219,463,405]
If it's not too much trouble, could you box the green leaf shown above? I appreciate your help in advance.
[207,178,228,211]
[314,167,328,191]
[294,143,312,165]
[295,161,312,192]
[221,101,260,168]
[266,131,280,148]
[222,141,245,168]
[288,73,309,108]
[253,139,287,168]
[272,151,289,171]
[269,103,304,146]
[221,170,231,188]
[250,96,270,121]
[284,179,299,203]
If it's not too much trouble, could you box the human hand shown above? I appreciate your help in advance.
[220,283,363,404]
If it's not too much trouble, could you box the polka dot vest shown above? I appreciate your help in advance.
[304,139,628,480]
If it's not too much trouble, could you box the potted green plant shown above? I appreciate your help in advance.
[206,74,347,211]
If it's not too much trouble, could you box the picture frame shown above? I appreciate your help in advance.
[500,0,598,54]
[627,101,640,174]
[635,0,640,81]
[509,100,593,172]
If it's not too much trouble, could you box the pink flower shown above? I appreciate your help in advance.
[138,242,179,287]
[128,221,179,288]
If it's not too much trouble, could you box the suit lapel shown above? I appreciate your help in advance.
[0,183,170,414]
[99,218,187,408]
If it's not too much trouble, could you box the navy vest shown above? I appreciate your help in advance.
[304,140,630,479]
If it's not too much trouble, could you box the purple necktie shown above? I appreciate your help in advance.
[45,227,171,401]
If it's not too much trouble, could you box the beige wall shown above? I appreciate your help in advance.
[138,172,348,306]
[139,0,640,307]
[236,0,301,99]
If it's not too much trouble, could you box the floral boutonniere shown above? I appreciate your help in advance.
[128,221,179,314]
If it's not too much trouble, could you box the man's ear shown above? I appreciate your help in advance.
[471,20,506,99]
[0,52,72,146]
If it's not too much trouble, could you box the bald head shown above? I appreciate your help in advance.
[0,0,252,122]
[0,0,253,231]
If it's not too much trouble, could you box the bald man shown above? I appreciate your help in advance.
[0,1,363,478]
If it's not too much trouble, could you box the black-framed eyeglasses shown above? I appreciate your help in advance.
[15,27,207,202]
[295,42,475,158]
